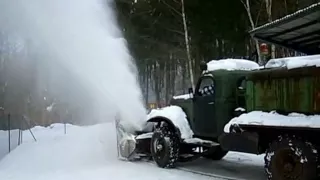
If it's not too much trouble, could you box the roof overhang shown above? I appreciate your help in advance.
[250,3,320,55]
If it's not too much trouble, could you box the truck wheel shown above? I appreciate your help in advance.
[203,146,228,160]
[150,122,180,168]
[264,135,318,180]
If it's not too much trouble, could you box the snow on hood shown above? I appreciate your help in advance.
[265,55,320,69]
[224,111,320,133]
[147,106,193,139]
[206,59,259,71]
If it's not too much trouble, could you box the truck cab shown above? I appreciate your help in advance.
[170,69,249,141]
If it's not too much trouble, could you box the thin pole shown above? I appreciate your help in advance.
[23,116,37,142]
[8,114,11,153]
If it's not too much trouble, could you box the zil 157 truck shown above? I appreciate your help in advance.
[116,3,320,180]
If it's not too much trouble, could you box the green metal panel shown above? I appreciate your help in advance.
[286,77,312,112]
[245,80,254,111]
[203,70,248,137]
[314,76,320,112]
[170,98,193,124]
[246,66,320,114]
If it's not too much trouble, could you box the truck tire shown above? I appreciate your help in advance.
[203,146,228,160]
[150,122,180,168]
[264,135,318,180]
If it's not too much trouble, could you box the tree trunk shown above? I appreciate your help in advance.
[165,60,170,105]
[153,61,161,108]
[265,0,276,59]
[171,54,176,97]
[145,64,149,105]
[181,0,195,90]
[182,60,187,94]
[241,0,262,64]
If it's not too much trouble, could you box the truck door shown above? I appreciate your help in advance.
[193,76,216,138]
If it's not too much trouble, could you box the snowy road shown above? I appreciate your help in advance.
[178,152,265,180]
[0,122,266,180]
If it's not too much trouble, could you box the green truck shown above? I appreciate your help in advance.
[116,57,320,180]
[116,3,320,180]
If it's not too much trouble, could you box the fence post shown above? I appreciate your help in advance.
[8,113,11,153]
[18,129,21,145]
[23,116,37,142]
[62,114,66,135]
[18,116,22,145]
[64,122,67,134]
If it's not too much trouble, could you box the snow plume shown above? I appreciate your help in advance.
[0,0,146,131]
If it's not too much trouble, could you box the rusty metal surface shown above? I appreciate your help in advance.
[246,66,320,114]
[314,76,320,112]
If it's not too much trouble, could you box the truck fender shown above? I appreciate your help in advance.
[147,116,182,142]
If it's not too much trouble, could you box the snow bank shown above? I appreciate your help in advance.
[0,122,224,180]
[265,55,320,69]
[0,123,113,179]
[224,111,320,133]
[206,59,259,71]
[0,123,75,160]
[147,106,194,139]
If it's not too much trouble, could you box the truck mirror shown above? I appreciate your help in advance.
[200,61,207,71]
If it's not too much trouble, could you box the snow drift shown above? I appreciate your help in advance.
[0,122,236,180]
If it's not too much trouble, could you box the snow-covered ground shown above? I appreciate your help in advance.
[0,122,265,180]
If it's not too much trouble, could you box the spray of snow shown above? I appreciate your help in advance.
[0,0,146,131]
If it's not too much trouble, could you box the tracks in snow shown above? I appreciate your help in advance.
[130,158,248,180]
[176,167,245,180]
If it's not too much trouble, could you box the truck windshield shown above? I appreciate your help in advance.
[198,77,215,96]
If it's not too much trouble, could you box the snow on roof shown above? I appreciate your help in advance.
[265,55,320,69]
[224,111,320,133]
[206,59,259,71]
[251,2,320,33]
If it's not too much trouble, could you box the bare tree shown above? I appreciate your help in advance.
[264,0,276,58]
[181,0,195,90]
[160,0,195,90]
[240,0,262,64]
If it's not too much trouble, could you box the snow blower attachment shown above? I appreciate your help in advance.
[115,117,137,160]
[115,114,155,161]
[115,115,154,161]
